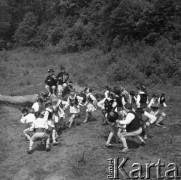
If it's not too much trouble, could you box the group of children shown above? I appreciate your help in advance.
[98,84,167,152]
[19,67,167,154]
[20,86,97,154]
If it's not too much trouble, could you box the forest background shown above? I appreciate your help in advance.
[1,0,181,89]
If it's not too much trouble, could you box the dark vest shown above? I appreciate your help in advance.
[46,109,53,120]
[69,96,78,106]
[131,95,136,105]
[45,75,57,86]
[160,96,165,104]
[104,99,115,112]
[126,111,142,132]
[116,96,123,107]
[87,94,93,103]
[139,93,147,104]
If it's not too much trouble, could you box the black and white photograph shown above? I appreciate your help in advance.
[0,0,181,179]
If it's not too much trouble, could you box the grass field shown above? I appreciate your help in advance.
[0,49,181,180]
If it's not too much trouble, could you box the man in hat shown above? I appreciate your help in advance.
[57,66,70,97]
[45,69,57,96]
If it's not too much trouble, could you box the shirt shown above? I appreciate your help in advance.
[148,98,167,109]
[66,95,84,108]
[104,90,110,99]
[20,113,36,124]
[43,107,53,122]
[85,93,97,105]
[32,102,40,112]
[136,91,148,108]
[29,117,48,131]
[118,113,135,125]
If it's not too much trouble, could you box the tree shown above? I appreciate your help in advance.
[15,12,37,46]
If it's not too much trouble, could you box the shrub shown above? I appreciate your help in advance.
[15,12,38,46]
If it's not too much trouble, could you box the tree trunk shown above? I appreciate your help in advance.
[0,94,38,106]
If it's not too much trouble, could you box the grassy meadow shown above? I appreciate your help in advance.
[0,49,181,179]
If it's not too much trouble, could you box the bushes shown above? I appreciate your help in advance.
[57,22,96,53]
[15,12,38,46]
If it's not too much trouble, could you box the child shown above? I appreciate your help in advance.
[136,84,149,109]
[129,91,137,110]
[106,111,119,146]
[97,92,117,125]
[20,108,36,141]
[43,101,59,145]
[52,97,67,132]
[83,87,97,123]
[117,103,146,152]
[32,98,44,113]
[65,89,83,128]
[148,93,167,127]
[27,112,50,154]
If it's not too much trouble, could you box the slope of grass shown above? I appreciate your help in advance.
[1,49,181,179]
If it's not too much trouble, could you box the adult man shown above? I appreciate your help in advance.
[27,112,50,154]
[117,103,146,152]
[45,69,57,96]
[56,66,70,97]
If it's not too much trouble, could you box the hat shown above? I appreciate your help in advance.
[48,68,54,73]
